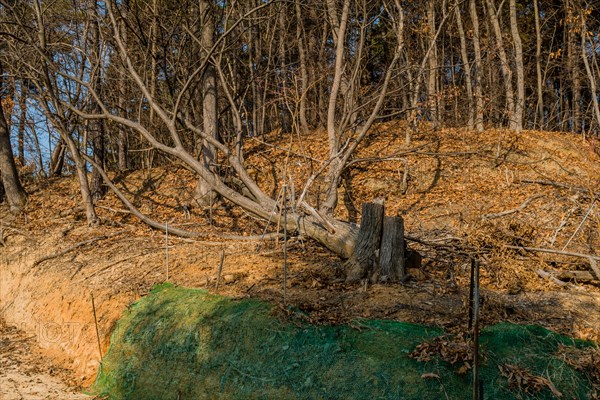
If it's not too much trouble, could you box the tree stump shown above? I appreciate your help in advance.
[379,216,406,282]
[344,200,385,282]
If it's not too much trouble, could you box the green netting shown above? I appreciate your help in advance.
[92,284,596,399]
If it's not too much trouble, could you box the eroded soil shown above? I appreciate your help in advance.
[0,320,92,400]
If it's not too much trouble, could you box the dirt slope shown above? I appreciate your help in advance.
[0,320,91,399]
[1,126,599,390]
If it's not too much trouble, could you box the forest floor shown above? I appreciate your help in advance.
[1,125,599,395]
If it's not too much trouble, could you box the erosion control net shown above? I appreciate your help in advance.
[93,284,597,399]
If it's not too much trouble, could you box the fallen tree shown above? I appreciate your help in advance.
[3,0,424,281]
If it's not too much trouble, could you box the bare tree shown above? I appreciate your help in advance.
[193,0,219,207]
[565,0,582,132]
[579,6,600,129]
[533,0,544,128]
[509,0,524,131]
[2,0,599,266]
[470,0,485,132]
[486,0,517,130]
[0,63,27,212]
[455,4,474,129]
[426,0,439,128]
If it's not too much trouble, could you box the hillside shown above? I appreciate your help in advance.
[1,126,599,395]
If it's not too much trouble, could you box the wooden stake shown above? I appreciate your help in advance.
[91,292,103,367]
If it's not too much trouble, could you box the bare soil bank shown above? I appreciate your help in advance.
[1,127,599,390]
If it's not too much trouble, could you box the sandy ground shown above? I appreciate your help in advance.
[0,320,92,400]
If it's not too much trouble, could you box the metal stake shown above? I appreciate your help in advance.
[283,185,288,304]
[473,259,481,400]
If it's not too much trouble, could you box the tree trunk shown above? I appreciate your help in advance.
[63,131,99,225]
[17,80,27,166]
[50,138,66,176]
[322,0,350,215]
[117,1,128,171]
[30,0,98,225]
[89,0,106,202]
[566,0,581,132]
[379,216,406,282]
[580,13,600,129]
[509,0,524,131]
[277,2,292,134]
[89,117,106,202]
[533,0,544,128]
[194,0,219,207]
[455,5,474,129]
[486,0,516,130]
[344,201,385,282]
[295,0,309,135]
[469,0,484,132]
[427,0,439,128]
[0,92,27,213]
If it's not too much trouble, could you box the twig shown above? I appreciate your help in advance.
[521,179,598,199]
[562,201,595,251]
[215,249,225,291]
[249,136,324,163]
[0,225,36,242]
[588,257,600,280]
[296,139,351,208]
[482,194,545,219]
[32,231,124,267]
[508,245,600,278]
[222,232,284,241]
[404,235,480,255]
[256,186,285,252]
[82,154,201,238]
[504,245,600,262]
[400,158,409,194]
[96,205,131,214]
[344,143,431,168]
[550,206,577,246]
[537,269,585,291]
[81,252,148,281]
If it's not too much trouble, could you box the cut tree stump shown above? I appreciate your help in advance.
[379,216,406,282]
[345,200,385,282]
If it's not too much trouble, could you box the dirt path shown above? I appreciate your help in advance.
[0,320,92,400]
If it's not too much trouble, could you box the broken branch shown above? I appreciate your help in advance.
[482,194,545,219]
[33,231,125,267]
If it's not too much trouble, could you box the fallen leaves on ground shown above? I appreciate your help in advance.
[409,332,473,373]
[498,363,563,398]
